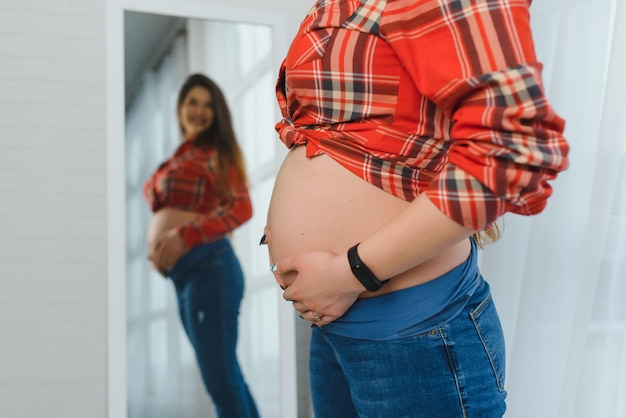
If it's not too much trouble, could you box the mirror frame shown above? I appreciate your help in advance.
[105,1,292,417]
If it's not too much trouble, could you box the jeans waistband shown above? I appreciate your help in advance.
[323,238,481,340]
[167,237,231,281]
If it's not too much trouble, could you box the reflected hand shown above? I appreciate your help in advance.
[273,250,365,326]
[148,259,167,277]
[148,228,188,274]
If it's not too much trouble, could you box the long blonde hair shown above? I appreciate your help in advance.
[472,221,503,248]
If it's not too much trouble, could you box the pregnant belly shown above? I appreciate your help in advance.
[265,146,470,296]
[147,207,203,247]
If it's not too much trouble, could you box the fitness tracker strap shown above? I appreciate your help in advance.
[347,243,389,292]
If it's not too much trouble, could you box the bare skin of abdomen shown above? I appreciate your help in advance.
[265,145,470,298]
[147,208,201,248]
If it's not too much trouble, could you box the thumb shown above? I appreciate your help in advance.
[271,255,297,289]
[273,255,297,275]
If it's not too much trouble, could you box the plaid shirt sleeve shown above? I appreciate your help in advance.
[176,166,252,248]
[275,0,569,231]
[382,0,569,230]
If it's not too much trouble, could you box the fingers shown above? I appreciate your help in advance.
[156,246,173,271]
[153,231,186,270]
[271,255,297,290]
[300,311,322,323]
[270,262,288,290]
[282,280,301,305]
[273,256,321,315]
[154,236,171,264]
[270,254,338,326]
[147,258,168,277]
[148,230,185,275]
[298,311,336,327]
[149,239,174,272]
[149,240,165,268]
[288,297,328,326]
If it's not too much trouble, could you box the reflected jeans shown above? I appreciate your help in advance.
[310,277,507,418]
[168,237,259,418]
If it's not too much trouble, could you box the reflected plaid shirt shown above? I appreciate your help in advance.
[143,140,252,247]
[275,0,569,230]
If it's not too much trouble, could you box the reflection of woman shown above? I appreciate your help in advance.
[265,1,569,417]
[143,73,259,418]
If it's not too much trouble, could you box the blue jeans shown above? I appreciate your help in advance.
[309,277,507,418]
[168,237,259,418]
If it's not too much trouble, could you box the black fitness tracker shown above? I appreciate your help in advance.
[347,243,389,292]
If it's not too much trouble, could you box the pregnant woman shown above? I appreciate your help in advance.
[143,73,259,418]
[264,1,569,417]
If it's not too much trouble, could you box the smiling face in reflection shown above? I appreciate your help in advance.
[179,86,214,140]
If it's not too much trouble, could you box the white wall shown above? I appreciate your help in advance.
[0,0,108,417]
[0,0,308,417]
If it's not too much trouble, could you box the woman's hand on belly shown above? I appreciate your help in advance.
[149,227,188,273]
[266,147,474,325]
[273,249,366,326]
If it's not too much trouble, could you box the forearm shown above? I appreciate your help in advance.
[353,194,475,282]
[177,195,252,247]
[276,193,477,323]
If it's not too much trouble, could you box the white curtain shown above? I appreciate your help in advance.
[480,0,626,417]
[186,18,283,418]
[125,33,210,418]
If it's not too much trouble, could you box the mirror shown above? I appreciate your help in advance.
[121,8,291,418]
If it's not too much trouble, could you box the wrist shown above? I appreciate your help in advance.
[347,243,389,292]
[331,251,367,294]
[176,224,198,248]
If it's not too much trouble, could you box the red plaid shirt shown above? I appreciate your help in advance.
[275,0,569,230]
[143,140,252,247]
